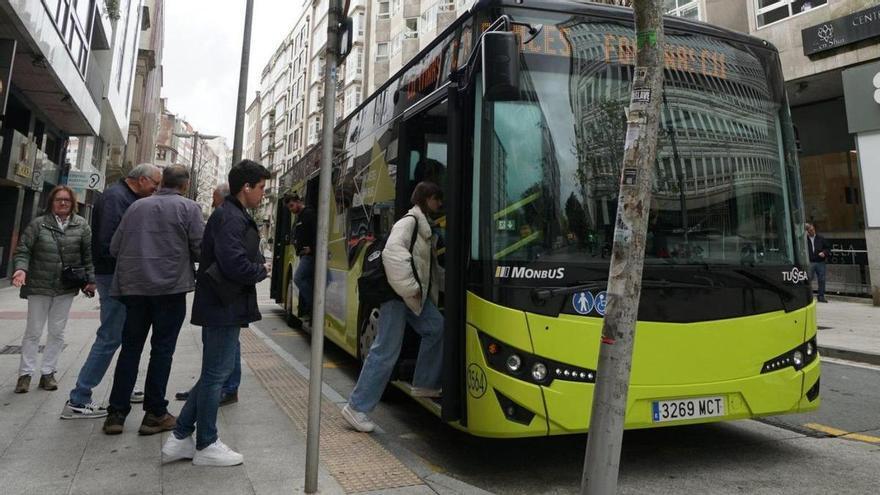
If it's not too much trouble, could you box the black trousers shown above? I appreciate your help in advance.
[107,293,186,417]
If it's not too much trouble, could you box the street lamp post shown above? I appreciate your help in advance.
[174,131,219,201]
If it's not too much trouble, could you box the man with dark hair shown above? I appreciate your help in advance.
[806,222,831,303]
[163,160,270,466]
[61,163,162,419]
[284,192,317,322]
[102,165,205,435]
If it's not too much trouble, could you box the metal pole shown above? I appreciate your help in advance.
[305,0,339,492]
[232,0,254,164]
[190,133,200,201]
[581,1,664,494]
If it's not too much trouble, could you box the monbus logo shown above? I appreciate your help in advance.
[495,266,566,280]
[781,267,808,284]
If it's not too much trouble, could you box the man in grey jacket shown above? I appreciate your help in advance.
[102,165,205,436]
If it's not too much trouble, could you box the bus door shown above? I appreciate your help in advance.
[397,91,466,422]
[270,197,290,303]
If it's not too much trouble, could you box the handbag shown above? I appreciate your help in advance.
[50,227,89,290]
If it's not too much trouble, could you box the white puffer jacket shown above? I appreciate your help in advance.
[382,205,437,315]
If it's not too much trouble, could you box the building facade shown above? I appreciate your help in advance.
[0,0,142,277]
[244,91,261,161]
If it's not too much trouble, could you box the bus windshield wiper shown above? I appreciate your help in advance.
[732,269,795,311]
[531,279,711,303]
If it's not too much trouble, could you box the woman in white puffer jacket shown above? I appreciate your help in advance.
[342,182,444,433]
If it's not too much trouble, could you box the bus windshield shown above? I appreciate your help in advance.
[472,11,806,268]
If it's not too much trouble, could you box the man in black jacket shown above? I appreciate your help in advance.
[162,160,270,467]
[61,163,161,420]
[806,222,831,303]
[285,193,317,322]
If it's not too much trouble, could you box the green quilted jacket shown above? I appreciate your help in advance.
[13,214,95,298]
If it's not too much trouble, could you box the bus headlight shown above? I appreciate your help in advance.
[506,354,522,372]
[532,363,548,382]
[761,337,818,373]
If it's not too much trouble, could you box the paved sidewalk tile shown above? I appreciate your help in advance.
[0,288,346,495]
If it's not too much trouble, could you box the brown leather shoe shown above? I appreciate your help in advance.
[14,375,30,393]
[139,412,177,435]
[39,373,58,391]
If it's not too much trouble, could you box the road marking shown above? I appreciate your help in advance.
[821,356,880,371]
[803,423,880,444]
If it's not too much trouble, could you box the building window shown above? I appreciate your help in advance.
[377,0,390,19]
[404,18,419,39]
[755,0,826,27]
[376,42,389,59]
[357,12,365,37]
[156,148,167,161]
[391,0,401,16]
[663,0,700,20]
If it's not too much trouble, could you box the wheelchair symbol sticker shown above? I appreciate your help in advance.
[595,291,608,316]
[572,291,594,315]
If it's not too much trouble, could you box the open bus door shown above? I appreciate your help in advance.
[270,198,291,303]
[396,87,466,424]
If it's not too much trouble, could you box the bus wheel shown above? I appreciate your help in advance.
[358,306,380,362]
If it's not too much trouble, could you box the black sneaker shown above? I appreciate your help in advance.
[102,411,126,435]
[219,392,238,407]
[175,390,190,401]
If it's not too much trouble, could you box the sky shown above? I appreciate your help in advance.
[162,0,303,144]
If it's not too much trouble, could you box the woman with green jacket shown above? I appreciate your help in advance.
[11,186,96,394]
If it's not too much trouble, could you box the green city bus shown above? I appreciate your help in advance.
[270,0,820,438]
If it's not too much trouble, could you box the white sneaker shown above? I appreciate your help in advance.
[411,387,442,398]
[162,434,196,462]
[342,404,375,432]
[193,439,244,467]
[130,389,145,403]
[60,401,108,419]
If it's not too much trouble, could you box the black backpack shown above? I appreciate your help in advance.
[358,215,419,308]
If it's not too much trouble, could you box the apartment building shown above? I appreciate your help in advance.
[0,0,143,276]
[244,91,262,161]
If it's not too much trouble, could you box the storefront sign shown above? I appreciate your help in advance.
[802,4,880,56]
[0,39,15,117]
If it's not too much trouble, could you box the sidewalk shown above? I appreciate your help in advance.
[816,295,880,365]
[0,284,480,495]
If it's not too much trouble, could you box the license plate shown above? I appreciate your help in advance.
[652,396,725,423]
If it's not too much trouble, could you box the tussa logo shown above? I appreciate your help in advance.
[781,267,808,284]
[495,266,565,280]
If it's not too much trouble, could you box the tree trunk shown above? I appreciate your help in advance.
[581,0,665,494]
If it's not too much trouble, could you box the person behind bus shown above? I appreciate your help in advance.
[284,192,317,323]
[342,181,445,433]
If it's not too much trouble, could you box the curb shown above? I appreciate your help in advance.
[819,346,880,367]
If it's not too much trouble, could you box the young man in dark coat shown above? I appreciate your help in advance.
[162,160,271,467]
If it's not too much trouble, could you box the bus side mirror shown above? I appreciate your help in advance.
[482,31,520,101]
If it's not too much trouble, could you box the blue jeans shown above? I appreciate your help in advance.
[107,294,186,416]
[349,298,443,413]
[294,254,315,315]
[69,274,127,406]
[174,326,240,449]
[222,342,241,395]
[810,262,827,300]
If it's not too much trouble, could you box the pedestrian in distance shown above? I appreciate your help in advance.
[101,165,204,436]
[284,192,316,324]
[12,186,96,394]
[162,160,271,467]
[342,181,445,433]
[61,163,162,419]
[806,222,831,303]
[175,182,240,407]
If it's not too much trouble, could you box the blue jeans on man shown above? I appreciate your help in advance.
[69,274,126,406]
[107,293,186,417]
[174,326,240,449]
[349,298,443,413]
[810,261,827,301]
[294,254,315,316]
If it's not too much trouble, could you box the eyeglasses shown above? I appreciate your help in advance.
[142,176,160,186]
[53,198,72,204]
